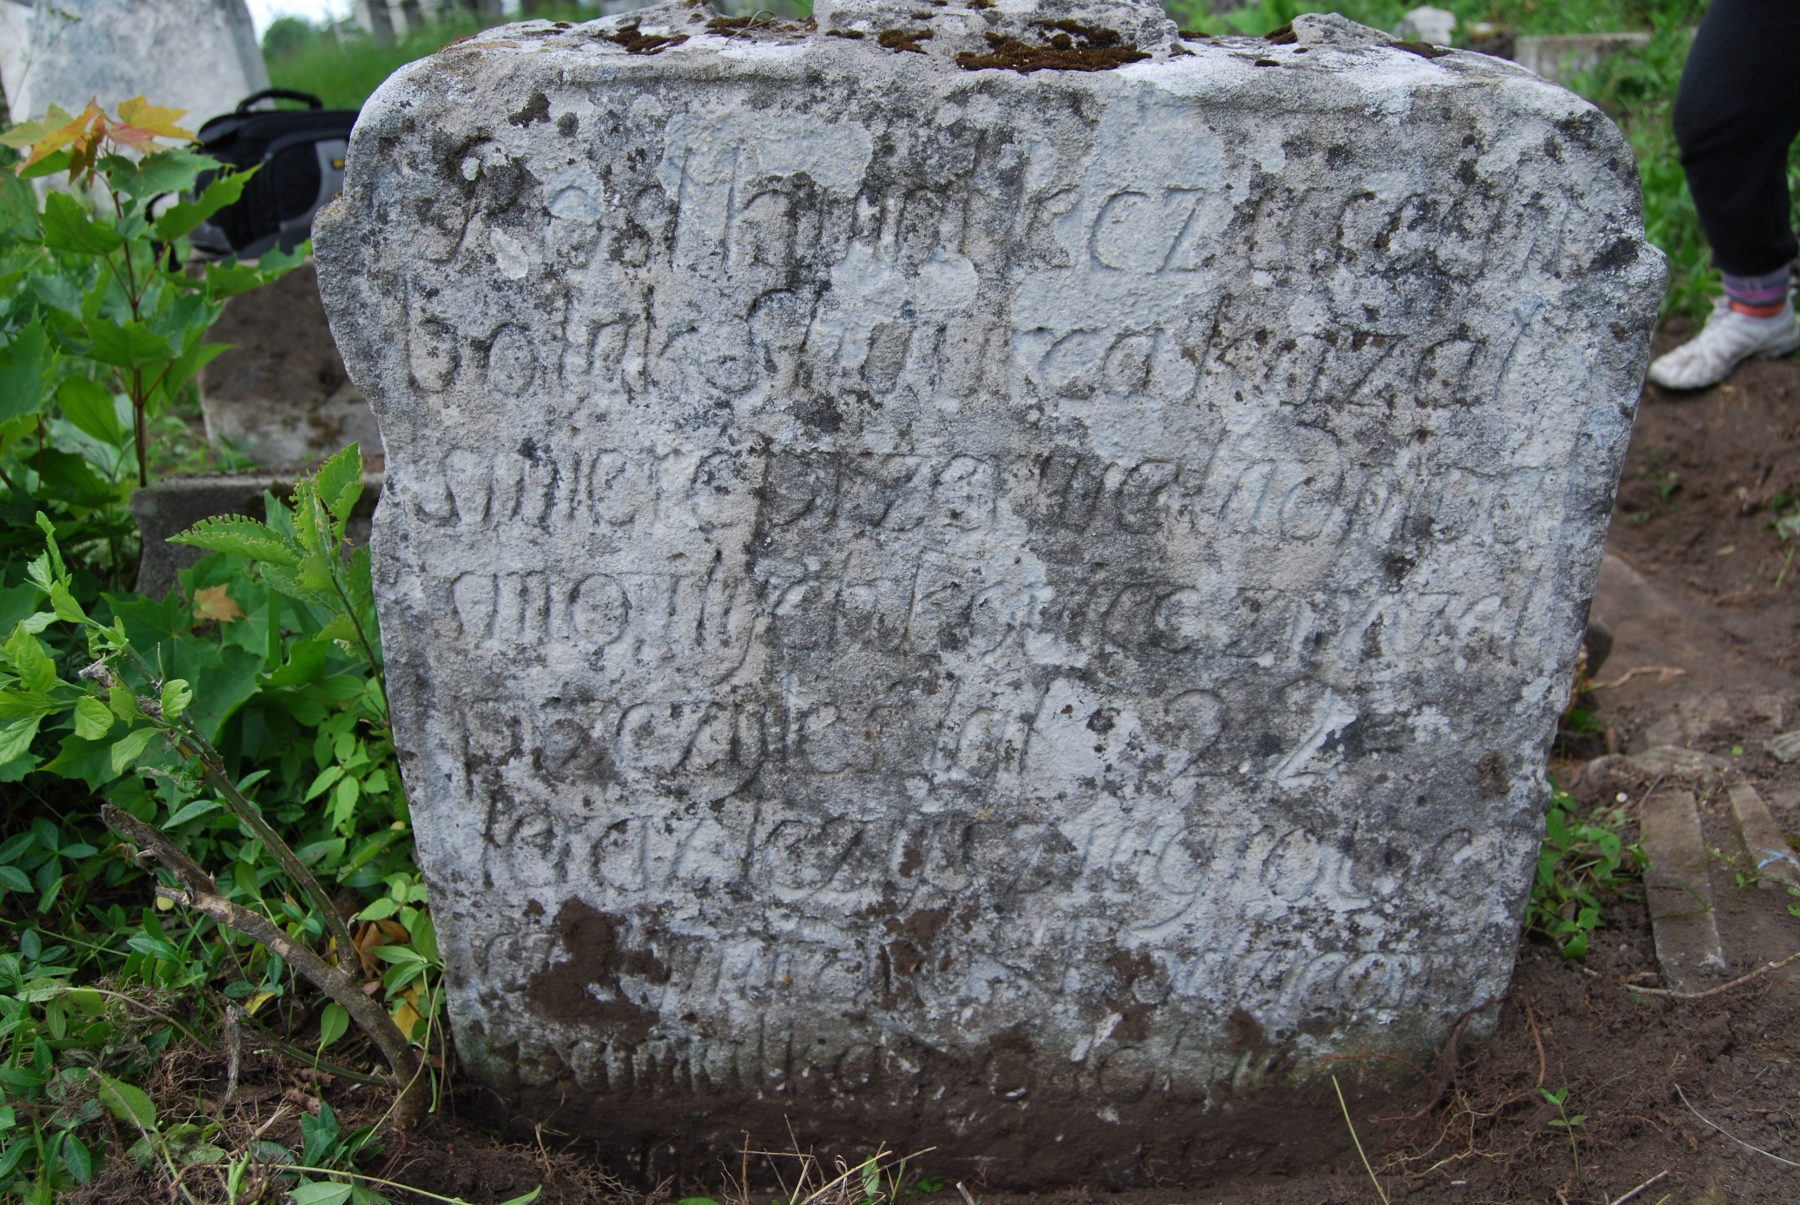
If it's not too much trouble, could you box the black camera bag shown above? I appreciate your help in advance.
[188,89,357,259]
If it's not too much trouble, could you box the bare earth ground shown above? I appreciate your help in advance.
[75,320,1800,1204]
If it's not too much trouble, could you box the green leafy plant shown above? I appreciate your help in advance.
[1540,1085,1587,1180]
[0,446,434,1153]
[1528,785,1641,958]
[0,99,301,488]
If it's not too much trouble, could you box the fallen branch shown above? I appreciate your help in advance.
[1625,950,1800,1000]
[102,805,429,1127]
[1588,665,1686,690]
[1676,1084,1800,1169]
[1609,1170,1670,1205]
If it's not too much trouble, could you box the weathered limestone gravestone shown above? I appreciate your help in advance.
[317,0,1662,1182]
[0,0,266,128]
[200,261,383,472]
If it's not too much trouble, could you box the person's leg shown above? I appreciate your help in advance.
[1650,0,1800,388]
[1675,0,1800,284]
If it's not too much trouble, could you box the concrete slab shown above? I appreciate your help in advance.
[1727,784,1800,890]
[1640,788,1725,991]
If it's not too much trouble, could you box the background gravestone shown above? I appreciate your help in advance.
[317,1,1663,1183]
[0,0,266,128]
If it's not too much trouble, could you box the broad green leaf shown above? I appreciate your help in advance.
[305,764,345,802]
[0,692,59,720]
[169,515,302,567]
[40,191,124,256]
[331,774,361,832]
[290,1180,354,1205]
[0,719,38,765]
[0,321,52,425]
[411,910,439,963]
[154,335,228,406]
[95,1072,157,1130]
[6,624,56,692]
[72,697,112,740]
[87,318,176,370]
[160,678,192,719]
[317,1002,349,1052]
[374,944,427,966]
[314,443,364,529]
[0,867,30,893]
[357,897,398,922]
[62,1131,92,1183]
[110,726,158,774]
[164,799,219,828]
[55,376,125,444]
[153,166,256,241]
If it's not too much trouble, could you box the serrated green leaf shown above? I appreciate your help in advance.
[72,697,112,740]
[160,678,192,719]
[110,726,158,774]
[40,192,124,256]
[153,166,257,241]
[314,443,365,530]
[169,514,301,567]
[88,318,177,371]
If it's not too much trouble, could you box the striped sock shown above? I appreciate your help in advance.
[1722,266,1791,317]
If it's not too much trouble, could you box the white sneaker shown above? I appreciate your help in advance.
[1647,296,1800,390]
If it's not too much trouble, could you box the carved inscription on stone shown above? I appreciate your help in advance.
[317,1,1662,1172]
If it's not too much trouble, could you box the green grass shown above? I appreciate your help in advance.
[262,0,1783,323]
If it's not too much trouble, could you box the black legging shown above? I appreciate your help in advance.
[1673,0,1800,277]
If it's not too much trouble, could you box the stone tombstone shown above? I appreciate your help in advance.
[316,1,1662,1183]
[0,0,267,129]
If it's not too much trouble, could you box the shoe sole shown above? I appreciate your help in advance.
[1649,328,1800,390]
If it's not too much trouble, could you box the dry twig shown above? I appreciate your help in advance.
[1676,1084,1800,1168]
[1627,951,1800,999]
[103,805,430,1127]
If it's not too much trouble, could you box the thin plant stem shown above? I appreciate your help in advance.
[1331,1074,1390,1205]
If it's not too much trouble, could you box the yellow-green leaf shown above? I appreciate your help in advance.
[110,727,158,774]
[47,582,84,624]
[72,697,112,741]
[159,679,191,720]
[6,623,56,693]
[108,684,142,723]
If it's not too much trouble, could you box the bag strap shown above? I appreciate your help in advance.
[236,89,324,113]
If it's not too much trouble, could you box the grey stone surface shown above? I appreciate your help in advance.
[1512,33,1653,85]
[0,0,267,128]
[316,0,1663,1178]
[201,261,384,472]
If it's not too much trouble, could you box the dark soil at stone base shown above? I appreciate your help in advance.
[73,331,1800,1204]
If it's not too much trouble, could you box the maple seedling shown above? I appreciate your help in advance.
[0,97,302,486]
